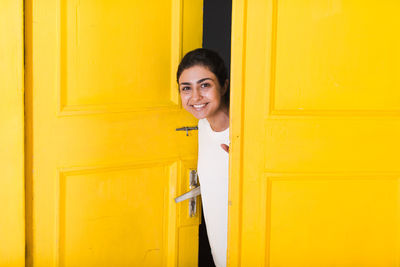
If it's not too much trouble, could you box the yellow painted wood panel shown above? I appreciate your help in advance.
[229,0,400,266]
[178,226,200,267]
[0,0,25,265]
[26,0,202,266]
[267,176,400,266]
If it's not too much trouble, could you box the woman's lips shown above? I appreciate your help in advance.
[192,103,208,111]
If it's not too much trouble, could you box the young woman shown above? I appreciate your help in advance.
[177,48,230,267]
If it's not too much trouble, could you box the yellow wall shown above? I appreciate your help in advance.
[0,0,25,266]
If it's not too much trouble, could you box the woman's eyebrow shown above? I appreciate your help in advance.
[179,77,213,86]
[197,78,213,83]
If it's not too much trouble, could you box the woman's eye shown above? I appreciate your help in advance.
[201,83,210,88]
[181,86,191,92]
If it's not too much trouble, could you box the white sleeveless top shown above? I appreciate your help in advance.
[197,118,229,267]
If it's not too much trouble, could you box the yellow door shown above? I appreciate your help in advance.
[229,0,400,266]
[25,0,203,266]
[0,0,25,266]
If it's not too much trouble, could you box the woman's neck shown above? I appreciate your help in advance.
[206,104,229,132]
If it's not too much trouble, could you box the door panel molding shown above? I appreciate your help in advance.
[55,0,183,116]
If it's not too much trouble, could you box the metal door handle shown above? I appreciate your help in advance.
[176,126,198,136]
[174,170,200,217]
[174,186,201,203]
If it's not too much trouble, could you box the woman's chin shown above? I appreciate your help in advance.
[189,111,207,120]
[192,114,206,120]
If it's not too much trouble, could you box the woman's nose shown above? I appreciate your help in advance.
[191,88,202,101]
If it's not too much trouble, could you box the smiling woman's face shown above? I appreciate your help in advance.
[178,65,226,120]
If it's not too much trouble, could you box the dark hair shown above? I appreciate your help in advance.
[177,48,230,106]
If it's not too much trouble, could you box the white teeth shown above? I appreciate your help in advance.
[193,104,206,108]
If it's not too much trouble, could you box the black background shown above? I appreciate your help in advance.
[198,0,232,266]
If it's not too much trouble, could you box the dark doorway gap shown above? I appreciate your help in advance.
[202,0,232,73]
[199,0,232,266]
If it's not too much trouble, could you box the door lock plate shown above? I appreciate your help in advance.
[174,169,200,217]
